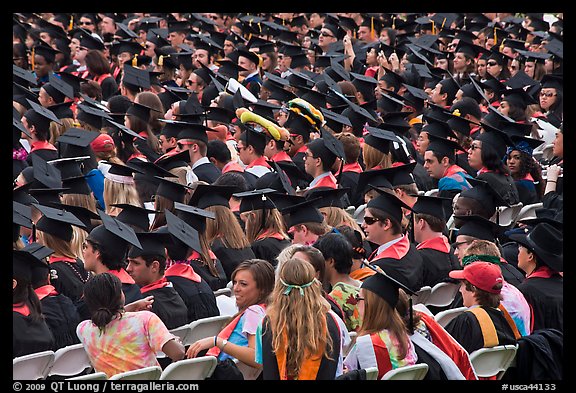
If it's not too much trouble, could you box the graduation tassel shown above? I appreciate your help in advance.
[132,54,138,67]
[392,16,396,30]
[371,17,375,41]
[31,47,35,70]
[499,38,505,53]
[494,27,498,47]
[158,55,164,67]
[69,15,74,31]
[440,17,447,32]
[431,20,435,35]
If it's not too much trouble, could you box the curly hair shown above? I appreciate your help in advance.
[83,272,125,332]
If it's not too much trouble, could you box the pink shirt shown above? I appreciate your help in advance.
[76,311,175,378]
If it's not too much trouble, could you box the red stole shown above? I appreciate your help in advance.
[137,131,149,139]
[519,173,534,182]
[418,313,478,380]
[310,174,337,189]
[470,126,481,137]
[13,303,30,316]
[222,161,245,173]
[165,263,202,282]
[370,334,394,376]
[342,162,363,173]
[108,268,136,285]
[416,236,451,253]
[94,73,112,85]
[48,256,76,264]
[128,152,147,161]
[188,249,217,261]
[246,156,272,170]
[140,277,170,293]
[296,145,308,154]
[527,265,558,279]
[371,234,411,261]
[477,167,493,175]
[30,141,57,152]
[271,151,292,163]
[256,231,286,241]
[34,285,58,301]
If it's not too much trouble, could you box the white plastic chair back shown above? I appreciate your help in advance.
[425,188,439,197]
[157,324,191,358]
[412,286,432,305]
[412,303,434,317]
[185,315,230,346]
[382,363,429,380]
[109,366,162,380]
[216,295,238,316]
[48,343,93,378]
[469,344,518,379]
[364,366,379,380]
[434,306,468,328]
[514,202,543,226]
[159,356,218,380]
[343,331,358,357]
[66,371,108,380]
[425,282,461,307]
[233,359,262,380]
[214,287,232,297]
[492,203,523,227]
[13,350,55,380]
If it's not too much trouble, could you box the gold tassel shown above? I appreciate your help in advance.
[431,20,435,35]
[158,55,164,66]
[31,47,35,70]
[500,38,505,53]
[69,15,73,31]
[392,16,396,30]
[132,54,138,67]
[494,27,498,46]
[441,17,447,31]
[371,17,375,40]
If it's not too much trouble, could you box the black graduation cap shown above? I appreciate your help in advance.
[305,187,350,209]
[125,101,160,124]
[79,34,105,51]
[173,201,216,233]
[250,100,282,122]
[379,162,418,187]
[460,177,509,214]
[112,203,157,232]
[25,99,61,127]
[115,22,139,40]
[30,154,62,189]
[540,74,563,91]
[350,72,378,100]
[233,188,277,213]
[13,65,38,88]
[104,160,143,184]
[188,184,236,209]
[13,248,46,282]
[43,74,75,103]
[46,202,100,232]
[454,40,484,58]
[13,182,39,206]
[306,128,345,166]
[505,70,539,91]
[501,87,538,109]
[508,134,545,153]
[445,109,479,137]
[105,119,146,141]
[237,48,261,67]
[402,83,430,110]
[48,155,91,179]
[411,194,453,221]
[154,150,191,173]
[544,39,563,61]
[88,209,142,258]
[281,196,325,228]
[454,214,502,241]
[477,121,514,158]
[126,157,178,180]
[32,42,61,63]
[121,65,151,91]
[13,201,33,231]
[48,101,74,120]
[517,207,563,230]
[426,133,465,160]
[146,29,170,47]
[33,203,86,241]
[155,176,193,202]
[22,242,54,283]
[366,185,413,224]
[163,209,202,253]
[320,107,352,133]
[378,90,408,113]
[76,103,112,130]
[487,47,513,65]
[127,231,172,259]
[378,68,406,92]
[109,40,144,57]
[56,128,100,154]
[361,264,416,308]
[363,126,399,154]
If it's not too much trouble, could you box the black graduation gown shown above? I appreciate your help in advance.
[39,293,81,351]
[292,151,313,186]
[13,310,55,358]
[133,138,161,163]
[49,258,90,304]
[26,148,59,166]
[142,284,189,330]
[517,276,563,332]
[100,76,119,101]
[515,180,539,206]
[260,313,340,380]
[166,275,219,323]
[251,237,291,268]
[123,283,144,305]
[187,259,228,291]
[418,248,460,288]
[371,244,426,292]
[499,261,525,288]
[339,171,363,208]
[211,237,256,281]
[445,306,518,354]
[413,162,436,193]
[193,162,222,184]
[476,171,520,206]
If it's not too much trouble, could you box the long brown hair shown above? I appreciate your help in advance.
[205,205,251,249]
[244,208,289,243]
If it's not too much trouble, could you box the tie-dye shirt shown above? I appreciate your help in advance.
[76,311,176,378]
[329,282,361,332]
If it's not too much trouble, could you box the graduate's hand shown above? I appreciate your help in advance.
[186,336,215,358]
[124,296,154,312]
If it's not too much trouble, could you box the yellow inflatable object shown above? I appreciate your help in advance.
[236,108,289,141]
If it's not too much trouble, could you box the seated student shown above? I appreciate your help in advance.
[343,269,417,380]
[126,232,189,330]
[509,223,563,332]
[156,213,219,323]
[77,273,185,378]
[13,248,55,358]
[444,262,521,360]
[282,196,332,247]
[314,233,362,332]
[27,243,81,351]
[256,257,343,380]
[186,260,275,370]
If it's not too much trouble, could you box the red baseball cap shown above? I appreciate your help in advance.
[90,133,115,153]
[449,261,503,294]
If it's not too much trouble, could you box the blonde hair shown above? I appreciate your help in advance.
[59,193,98,257]
[205,205,251,249]
[359,289,411,360]
[320,206,364,236]
[49,118,76,145]
[38,230,78,259]
[245,208,289,243]
[363,143,393,170]
[463,239,501,258]
[103,179,142,216]
[266,257,333,378]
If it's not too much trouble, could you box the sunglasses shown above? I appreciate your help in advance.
[79,21,94,26]
[487,61,498,66]
[320,31,334,38]
[469,144,482,151]
[363,216,381,225]
[540,92,556,98]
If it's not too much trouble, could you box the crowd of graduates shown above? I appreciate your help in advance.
[13,12,562,381]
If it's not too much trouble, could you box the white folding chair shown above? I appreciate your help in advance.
[48,343,93,378]
[185,315,230,346]
[233,358,262,380]
[109,366,162,380]
[424,188,439,197]
[216,295,238,316]
[492,203,523,227]
[159,356,218,380]
[13,350,55,380]
[469,344,518,379]
[513,202,543,226]
[343,331,358,357]
[213,287,232,297]
[412,303,434,317]
[412,286,432,305]
[425,282,461,308]
[382,363,429,380]
[157,324,191,358]
[66,372,108,380]
[434,306,468,328]
[364,366,379,380]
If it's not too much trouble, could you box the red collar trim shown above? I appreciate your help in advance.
[165,263,202,282]
[30,141,57,152]
[342,162,363,173]
[444,164,466,178]
[13,303,30,316]
[271,151,292,162]
[48,256,77,264]
[527,265,558,279]
[373,234,411,260]
[222,161,245,173]
[246,156,272,169]
[108,268,136,284]
[34,285,58,300]
[256,231,286,241]
[416,236,451,253]
[296,145,308,154]
[187,249,217,261]
[140,277,170,293]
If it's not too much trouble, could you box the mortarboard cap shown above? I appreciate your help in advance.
[540,74,563,91]
[27,186,68,205]
[454,40,484,58]
[22,242,54,284]
[167,20,190,34]
[411,194,453,222]
[88,209,142,260]
[33,203,86,241]
[25,99,61,127]
[306,128,345,165]
[460,177,509,215]
[305,187,350,209]
[501,87,538,109]
[13,201,33,231]
[76,103,112,129]
[125,101,160,124]
[121,65,151,91]
[127,231,172,259]
[79,34,105,51]
[173,201,215,233]
[13,249,46,282]
[544,40,563,61]
[48,156,91,179]
[505,70,539,91]
[115,22,139,40]
[176,123,213,145]
[109,39,144,57]
[378,162,417,187]
[127,157,178,180]
[477,121,514,158]
[155,176,193,202]
[13,64,38,87]
[320,107,352,132]
[186,183,235,210]
[282,196,325,229]
[48,101,74,120]
[112,203,157,232]
[163,209,202,253]
[363,126,399,154]
[46,202,100,232]
[56,127,100,150]
[366,185,413,224]
[361,267,405,307]
[43,74,75,103]
[32,42,61,64]
[234,188,277,214]
[105,118,146,141]
[454,214,502,241]
[425,133,465,160]
[154,149,192,172]
[30,154,62,189]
